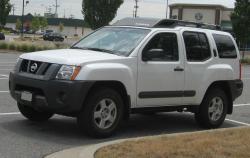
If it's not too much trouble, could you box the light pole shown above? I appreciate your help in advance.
[21,0,25,38]
[166,0,169,19]
[21,0,29,38]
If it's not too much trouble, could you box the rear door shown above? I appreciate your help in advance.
[182,31,213,104]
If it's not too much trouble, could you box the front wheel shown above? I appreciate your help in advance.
[18,103,54,122]
[77,88,124,138]
[195,88,228,128]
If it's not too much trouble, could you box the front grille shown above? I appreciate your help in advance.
[20,59,51,75]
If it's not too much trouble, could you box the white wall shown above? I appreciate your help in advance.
[221,10,232,21]
[5,23,92,37]
[171,9,179,19]
[182,8,216,24]
[5,23,16,30]
[46,25,92,37]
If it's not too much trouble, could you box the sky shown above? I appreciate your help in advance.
[9,0,235,21]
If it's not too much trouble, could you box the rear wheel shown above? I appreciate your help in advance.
[195,88,228,128]
[77,88,124,138]
[17,103,54,122]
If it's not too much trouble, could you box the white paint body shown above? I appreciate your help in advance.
[20,26,240,109]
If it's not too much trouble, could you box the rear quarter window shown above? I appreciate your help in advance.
[212,34,237,58]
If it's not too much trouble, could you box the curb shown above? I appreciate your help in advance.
[45,126,249,158]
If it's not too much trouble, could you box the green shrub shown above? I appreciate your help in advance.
[43,46,49,50]
[0,42,8,49]
[28,45,36,52]
[8,43,16,50]
[241,58,250,64]
[36,46,43,51]
[20,44,29,52]
[16,44,22,52]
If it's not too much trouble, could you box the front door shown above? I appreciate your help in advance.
[137,31,185,107]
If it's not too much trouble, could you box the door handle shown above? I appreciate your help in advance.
[174,66,184,72]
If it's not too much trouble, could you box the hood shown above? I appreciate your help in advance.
[20,49,124,65]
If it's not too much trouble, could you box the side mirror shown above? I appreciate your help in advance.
[142,49,164,61]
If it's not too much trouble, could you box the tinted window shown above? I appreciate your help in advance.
[143,33,179,61]
[183,32,211,61]
[213,34,237,58]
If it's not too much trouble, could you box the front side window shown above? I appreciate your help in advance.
[213,34,237,58]
[142,33,179,61]
[71,27,151,56]
[183,32,211,62]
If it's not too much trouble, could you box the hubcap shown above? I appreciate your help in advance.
[93,99,117,129]
[208,97,224,122]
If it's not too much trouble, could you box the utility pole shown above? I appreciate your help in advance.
[134,0,139,18]
[54,0,60,17]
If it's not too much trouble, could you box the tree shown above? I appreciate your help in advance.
[40,17,48,30]
[16,18,22,31]
[231,0,250,58]
[0,0,11,29]
[31,16,40,33]
[59,22,64,32]
[82,0,123,30]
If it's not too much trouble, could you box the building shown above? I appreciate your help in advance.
[169,3,233,32]
[5,14,92,37]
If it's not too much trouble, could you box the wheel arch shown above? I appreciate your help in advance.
[202,81,233,114]
[84,81,131,120]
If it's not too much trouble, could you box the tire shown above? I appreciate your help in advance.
[77,87,124,138]
[17,103,54,122]
[195,88,228,128]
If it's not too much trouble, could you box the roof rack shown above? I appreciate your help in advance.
[113,18,221,31]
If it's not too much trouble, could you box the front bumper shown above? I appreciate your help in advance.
[9,72,94,114]
[229,79,243,101]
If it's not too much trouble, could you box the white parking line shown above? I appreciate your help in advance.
[234,104,250,107]
[226,119,250,126]
[0,74,8,77]
[0,65,14,67]
[0,62,15,64]
[0,91,9,93]
[0,112,20,116]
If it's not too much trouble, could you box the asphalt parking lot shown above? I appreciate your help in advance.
[0,53,249,158]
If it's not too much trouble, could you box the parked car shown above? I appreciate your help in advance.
[9,18,243,138]
[0,32,5,40]
[43,32,64,42]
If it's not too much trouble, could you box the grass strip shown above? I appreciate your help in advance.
[95,127,250,158]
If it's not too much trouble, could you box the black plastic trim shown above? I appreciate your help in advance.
[228,79,243,101]
[138,90,196,99]
[131,105,198,114]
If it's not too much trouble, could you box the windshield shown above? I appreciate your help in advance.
[71,27,151,56]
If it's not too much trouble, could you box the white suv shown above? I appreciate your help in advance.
[9,18,243,138]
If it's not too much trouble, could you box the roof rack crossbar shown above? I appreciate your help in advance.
[112,18,221,31]
[155,19,221,30]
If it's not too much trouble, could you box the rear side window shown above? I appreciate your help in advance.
[183,32,211,62]
[213,34,237,58]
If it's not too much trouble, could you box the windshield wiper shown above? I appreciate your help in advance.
[71,46,86,50]
[85,47,114,54]
[71,47,117,55]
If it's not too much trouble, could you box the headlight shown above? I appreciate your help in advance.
[14,58,21,72]
[56,65,81,80]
